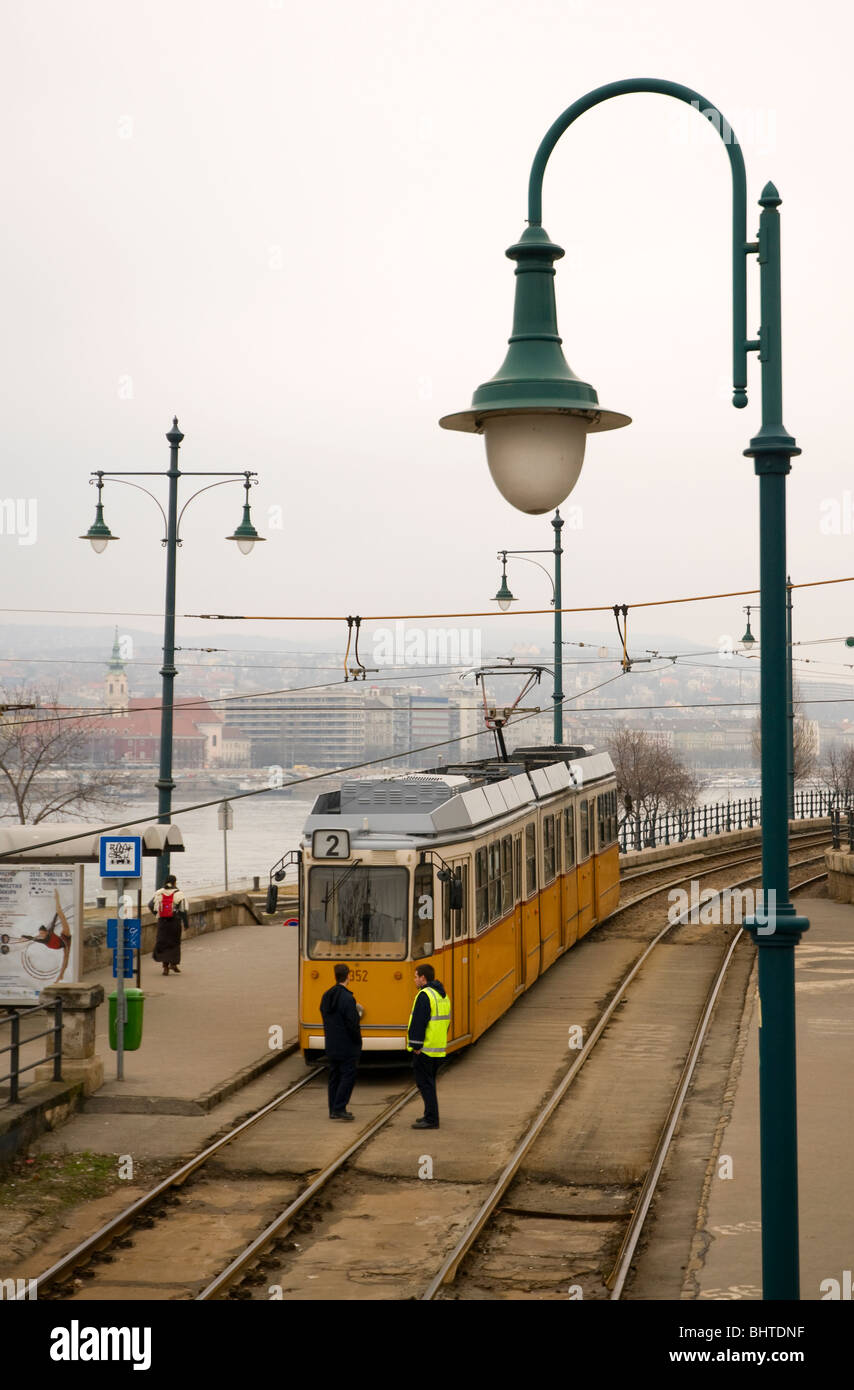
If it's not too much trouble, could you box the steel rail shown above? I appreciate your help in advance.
[24,1047,316,1298]
[607,928,744,1298]
[197,1083,420,1299]
[616,837,831,915]
[421,857,829,1299]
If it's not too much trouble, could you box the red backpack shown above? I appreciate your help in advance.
[160,892,175,918]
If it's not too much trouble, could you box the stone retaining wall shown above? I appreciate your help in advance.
[620,818,831,872]
[824,850,854,903]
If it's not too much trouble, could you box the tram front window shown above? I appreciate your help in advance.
[307,865,409,959]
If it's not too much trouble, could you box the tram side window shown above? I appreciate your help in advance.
[488,840,502,922]
[442,873,452,942]
[580,800,590,860]
[597,796,606,851]
[501,836,513,912]
[514,835,522,905]
[564,805,575,868]
[475,847,489,930]
[556,813,562,874]
[455,865,468,938]
[543,815,556,884]
[412,862,435,960]
[525,823,537,897]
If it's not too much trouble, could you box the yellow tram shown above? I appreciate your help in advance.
[297,746,620,1062]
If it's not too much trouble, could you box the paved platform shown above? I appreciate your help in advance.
[17,889,852,1303]
[84,918,299,1113]
[692,892,854,1301]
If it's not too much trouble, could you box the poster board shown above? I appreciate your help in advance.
[0,865,84,1004]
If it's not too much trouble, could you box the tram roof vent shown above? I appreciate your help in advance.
[339,776,468,812]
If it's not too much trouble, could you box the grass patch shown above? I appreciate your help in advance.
[0,1150,121,1207]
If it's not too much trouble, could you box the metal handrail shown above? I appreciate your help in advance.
[0,1000,62,1104]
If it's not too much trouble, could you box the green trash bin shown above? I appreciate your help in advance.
[108,988,145,1051]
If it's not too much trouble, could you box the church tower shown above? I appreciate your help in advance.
[105,628,129,717]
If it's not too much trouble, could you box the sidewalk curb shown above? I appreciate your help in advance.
[82,1037,301,1115]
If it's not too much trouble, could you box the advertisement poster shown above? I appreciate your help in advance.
[0,865,83,1003]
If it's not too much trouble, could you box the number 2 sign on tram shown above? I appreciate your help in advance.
[312,829,350,859]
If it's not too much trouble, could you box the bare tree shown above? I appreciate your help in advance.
[751,681,819,783]
[817,742,854,806]
[0,683,123,824]
[607,726,704,831]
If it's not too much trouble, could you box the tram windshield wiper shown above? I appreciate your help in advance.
[321,858,363,910]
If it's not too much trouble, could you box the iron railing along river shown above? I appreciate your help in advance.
[618,789,852,852]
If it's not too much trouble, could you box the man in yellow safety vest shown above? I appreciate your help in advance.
[406,963,450,1130]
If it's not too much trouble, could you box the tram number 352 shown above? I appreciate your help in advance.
[312,830,351,859]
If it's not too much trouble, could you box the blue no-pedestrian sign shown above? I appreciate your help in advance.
[112,948,135,979]
[107,919,141,949]
[100,835,142,879]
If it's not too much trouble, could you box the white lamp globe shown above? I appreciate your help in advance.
[483,413,587,515]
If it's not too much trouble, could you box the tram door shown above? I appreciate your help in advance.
[445,858,470,1042]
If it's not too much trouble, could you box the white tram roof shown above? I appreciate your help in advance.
[304,746,615,841]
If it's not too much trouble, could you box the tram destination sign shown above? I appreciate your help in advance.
[312,829,350,860]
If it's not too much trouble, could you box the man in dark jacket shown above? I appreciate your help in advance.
[320,963,362,1121]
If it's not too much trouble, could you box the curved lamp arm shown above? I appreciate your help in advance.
[90,474,168,538]
[177,475,255,542]
[527,78,749,409]
[501,551,556,603]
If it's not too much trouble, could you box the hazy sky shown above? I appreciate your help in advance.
[2,0,853,694]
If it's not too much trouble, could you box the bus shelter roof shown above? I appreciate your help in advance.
[0,823,185,864]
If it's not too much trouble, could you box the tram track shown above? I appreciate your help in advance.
[619,826,830,897]
[424,855,828,1301]
[22,848,830,1303]
[211,849,830,1302]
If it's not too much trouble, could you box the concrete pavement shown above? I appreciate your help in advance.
[690,892,854,1301]
[84,916,299,1113]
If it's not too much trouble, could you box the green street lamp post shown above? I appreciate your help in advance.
[492,510,565,742]
[441,79,809,1300]
[81,418,264,887]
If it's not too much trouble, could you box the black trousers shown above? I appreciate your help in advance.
[327,1056,358,1115]
[413,1051,440,1125]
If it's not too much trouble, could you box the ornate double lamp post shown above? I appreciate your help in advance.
[492,510,565,743]
[441,79,808,1300]
[81,418,264,887]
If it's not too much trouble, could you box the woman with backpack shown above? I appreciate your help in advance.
[148,875,189,976]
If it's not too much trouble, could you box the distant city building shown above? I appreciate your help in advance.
[84,638,243,768]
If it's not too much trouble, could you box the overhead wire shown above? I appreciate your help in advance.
[3,570,854,625]
[0,671,631,862]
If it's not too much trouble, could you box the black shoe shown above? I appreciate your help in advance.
[411,1118,439,1129]
[330,1111,355,1121]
